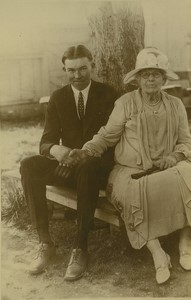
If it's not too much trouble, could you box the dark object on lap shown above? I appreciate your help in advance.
[131,166,160,179]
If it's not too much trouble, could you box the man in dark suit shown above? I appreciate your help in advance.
[20,45,117,281]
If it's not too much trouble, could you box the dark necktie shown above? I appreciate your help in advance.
[78,91,84,120]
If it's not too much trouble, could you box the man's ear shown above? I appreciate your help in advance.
[63,66,66,71]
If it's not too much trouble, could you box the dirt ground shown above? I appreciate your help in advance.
[1,220,191,300]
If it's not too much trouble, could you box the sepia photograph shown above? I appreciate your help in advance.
[1,0,191,299]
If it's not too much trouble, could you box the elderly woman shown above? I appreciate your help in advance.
[68,47,191,284]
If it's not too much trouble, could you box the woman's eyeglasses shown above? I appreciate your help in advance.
[139,70,162,79]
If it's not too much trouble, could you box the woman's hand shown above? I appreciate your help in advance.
[53,149,89,179]
[69,149,89,162]
[153,155,177,170]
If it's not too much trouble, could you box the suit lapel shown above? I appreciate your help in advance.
[83,80,100,134]
[61,85,79,123]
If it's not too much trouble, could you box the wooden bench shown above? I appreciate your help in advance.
[3,169,122,228]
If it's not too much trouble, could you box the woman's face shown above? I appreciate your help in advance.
[137,68,166,95]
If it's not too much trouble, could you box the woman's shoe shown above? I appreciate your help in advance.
[179,226,191,271]
[179,251,191,270]
[153,251,172,284]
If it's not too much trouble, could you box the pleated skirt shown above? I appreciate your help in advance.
[107,162,191,249]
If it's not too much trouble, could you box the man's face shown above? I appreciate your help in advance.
[64,57,93,90]
[137,68,165,94]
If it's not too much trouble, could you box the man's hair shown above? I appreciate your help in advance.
[62,45,93,64]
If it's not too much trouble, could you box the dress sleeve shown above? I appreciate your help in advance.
[83,98,127,156]
[174,100,191,160]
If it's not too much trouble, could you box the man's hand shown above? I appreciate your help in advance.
[54,162,73,179]
[52,148,89,179]
[52,148,85,179]
[54,155,77,179]
[153,155,177,170]
[50,145,71,163]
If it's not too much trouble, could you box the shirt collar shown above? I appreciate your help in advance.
[71,80,91,99]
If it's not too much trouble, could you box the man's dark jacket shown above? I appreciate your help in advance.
[40,80,118,157]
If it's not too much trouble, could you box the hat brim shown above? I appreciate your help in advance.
[123,67,179,84]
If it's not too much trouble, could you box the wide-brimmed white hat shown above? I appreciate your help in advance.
[123,47,179,84]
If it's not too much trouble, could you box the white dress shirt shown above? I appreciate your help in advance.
[71,81,91,118]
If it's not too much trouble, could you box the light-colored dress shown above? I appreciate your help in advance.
[83,89,191,249]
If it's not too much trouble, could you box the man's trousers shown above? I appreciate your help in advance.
[20,155,113,249]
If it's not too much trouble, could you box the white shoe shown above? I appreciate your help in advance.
[179,251,191,270]
[153,251,172,284]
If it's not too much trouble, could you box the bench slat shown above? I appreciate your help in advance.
[3,169,121,227]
